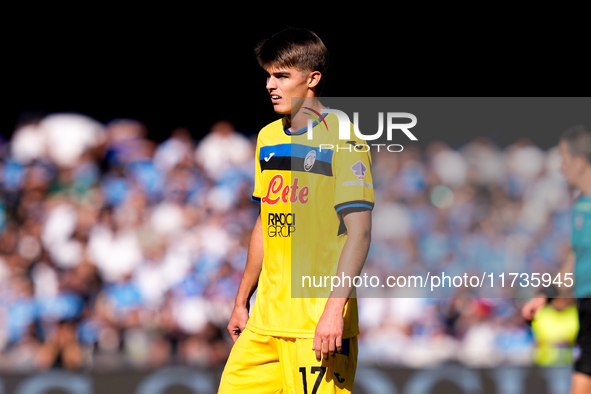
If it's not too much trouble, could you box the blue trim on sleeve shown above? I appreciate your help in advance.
[335,203,374,213]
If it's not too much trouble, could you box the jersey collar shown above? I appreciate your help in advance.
[283,108,330,136]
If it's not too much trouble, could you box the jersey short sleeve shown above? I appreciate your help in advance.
[252,135,263,204]
[333,140,375,213]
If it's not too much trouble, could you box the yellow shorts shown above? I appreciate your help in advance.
[218,328,357,394]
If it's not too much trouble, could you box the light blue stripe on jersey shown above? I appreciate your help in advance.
[259,144,333,163]
[335,202,374,213]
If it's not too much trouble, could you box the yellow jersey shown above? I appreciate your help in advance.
[246,113,374,339]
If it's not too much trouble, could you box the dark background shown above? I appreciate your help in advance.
[4,12,588,148]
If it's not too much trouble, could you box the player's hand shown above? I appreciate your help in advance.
[521,297,547,321]
[313,304,344,362]
[227,304,250,343]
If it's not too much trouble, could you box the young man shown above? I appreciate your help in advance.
[218,28,374,393]
[522,125,591,394]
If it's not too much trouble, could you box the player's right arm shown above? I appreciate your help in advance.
[227,214,263,342]
[521,249,575,320]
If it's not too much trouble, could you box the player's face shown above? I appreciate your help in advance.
[264,66,316,115]
[559,140,580,187]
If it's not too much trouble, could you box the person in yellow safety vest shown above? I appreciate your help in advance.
[531,298,579,366]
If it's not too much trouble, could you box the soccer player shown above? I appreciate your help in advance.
[218,28,374,394]
[522,125,591,394]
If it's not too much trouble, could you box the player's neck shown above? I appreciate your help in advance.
[285,97,325,133]
[578,168,591,196]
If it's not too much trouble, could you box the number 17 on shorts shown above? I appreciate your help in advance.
[218,330,357,394]
[295,337,357,394]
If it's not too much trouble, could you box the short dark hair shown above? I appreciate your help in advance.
[560,125,591,164]
[255,27,329,95]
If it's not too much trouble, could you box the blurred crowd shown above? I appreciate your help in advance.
[360,138,577,367]
[0,113,579,372]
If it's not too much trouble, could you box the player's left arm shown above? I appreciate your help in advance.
[313,207,371,362]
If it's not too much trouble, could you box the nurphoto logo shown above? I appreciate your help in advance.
[306,108,417,153]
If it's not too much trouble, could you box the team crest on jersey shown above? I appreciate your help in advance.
[304,150,316,172]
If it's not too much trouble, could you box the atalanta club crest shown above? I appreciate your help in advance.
[304,150,316,172]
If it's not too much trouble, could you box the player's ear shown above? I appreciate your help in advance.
[307,71,322,90]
